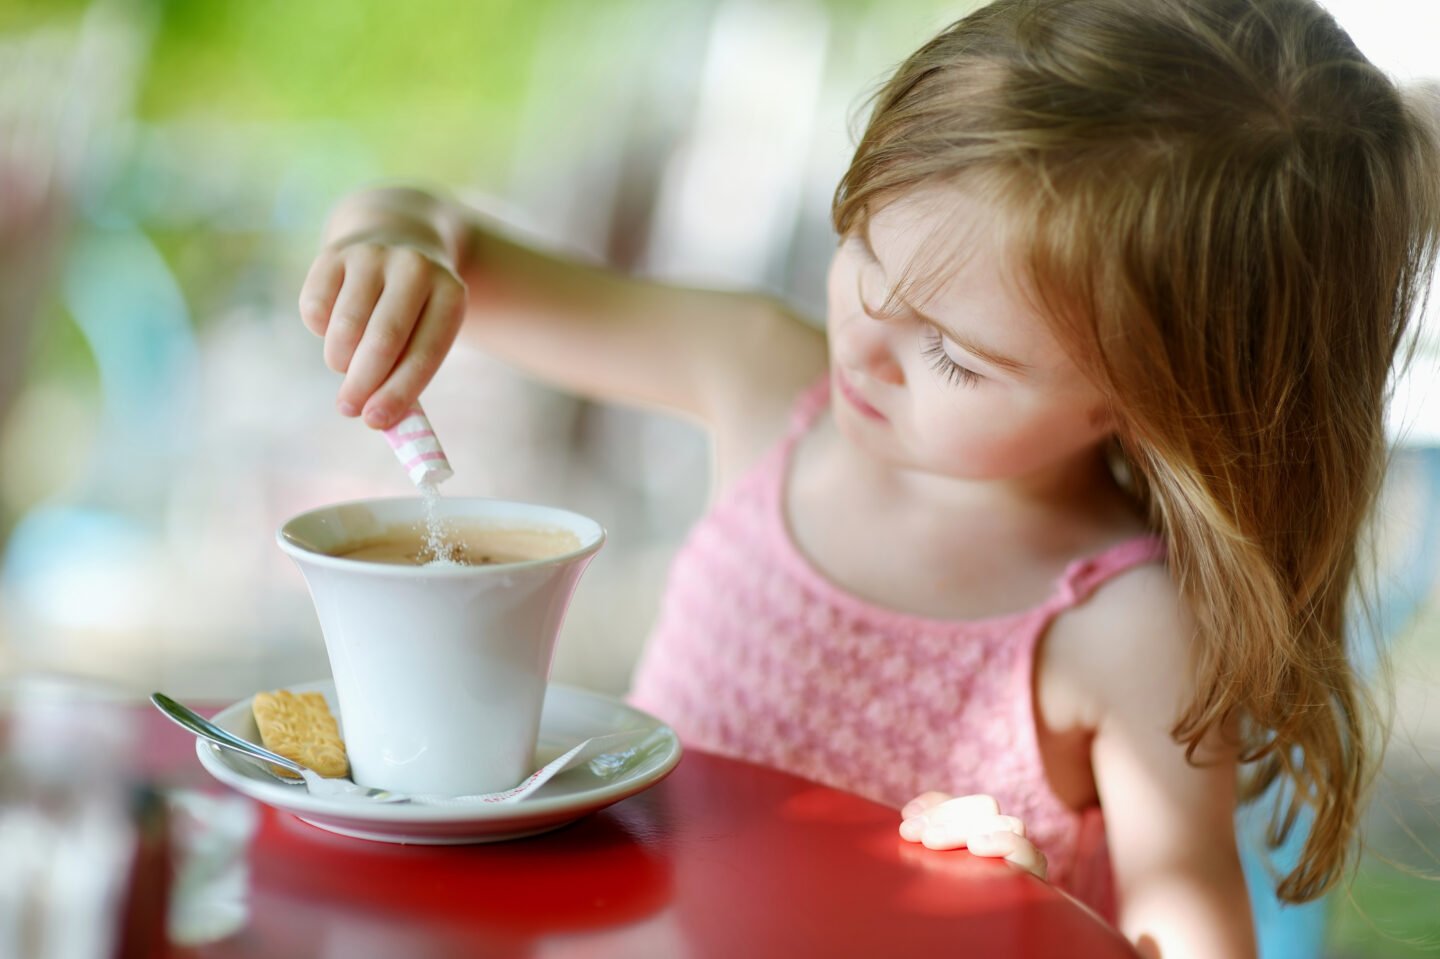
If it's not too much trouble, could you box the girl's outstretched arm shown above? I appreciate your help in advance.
[300,186,826,433]
[1071,565,1257,959]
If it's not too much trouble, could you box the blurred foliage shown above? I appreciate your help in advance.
[1328,863,1440,956]
[23,301,93,381]
[136,0,555,184]
[0,0,91,29]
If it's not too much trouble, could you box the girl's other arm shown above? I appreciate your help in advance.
[1073,566,1257,959]
[301,186,826,433]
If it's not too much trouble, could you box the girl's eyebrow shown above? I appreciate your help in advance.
[859,225,1032,376]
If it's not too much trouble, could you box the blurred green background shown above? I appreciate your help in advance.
[1,0,1437,955]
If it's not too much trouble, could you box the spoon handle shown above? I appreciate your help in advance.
[150,692,306,778]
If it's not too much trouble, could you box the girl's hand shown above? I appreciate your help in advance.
[898,792,1048,881]
[299,235,467,431]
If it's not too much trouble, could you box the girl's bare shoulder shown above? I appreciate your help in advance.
[1042,552,1194,729]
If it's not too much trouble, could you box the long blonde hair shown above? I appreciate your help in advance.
[834,0,1440,902]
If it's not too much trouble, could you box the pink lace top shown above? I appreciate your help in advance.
[628,379,1165,919]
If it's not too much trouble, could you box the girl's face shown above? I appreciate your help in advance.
[825,184,1113,484]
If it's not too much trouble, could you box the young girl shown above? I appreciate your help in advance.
[298,0,1440,955]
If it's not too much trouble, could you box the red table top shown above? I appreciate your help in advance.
[140,704,1138,959]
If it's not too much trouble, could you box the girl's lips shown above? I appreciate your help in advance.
[835,369,886,421]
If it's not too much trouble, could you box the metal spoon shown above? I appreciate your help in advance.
[150,692,403,803]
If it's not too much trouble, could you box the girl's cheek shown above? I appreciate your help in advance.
[824,252,850,309]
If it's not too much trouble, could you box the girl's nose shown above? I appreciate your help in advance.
[843,313,906,386]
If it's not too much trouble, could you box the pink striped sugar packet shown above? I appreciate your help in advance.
[382,404,453,486]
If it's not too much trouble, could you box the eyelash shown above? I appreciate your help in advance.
[921,329,981,388]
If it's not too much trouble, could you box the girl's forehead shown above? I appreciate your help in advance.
[871,182,998,236]
[867,184,1031,313]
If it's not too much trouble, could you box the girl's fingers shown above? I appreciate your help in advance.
[362,282,465,430]
[323,261,385,375]
[966,831,1048,881]
[299,254,345,337]
[335,275,429,417]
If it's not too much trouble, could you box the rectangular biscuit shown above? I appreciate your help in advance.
[251,689,350,779]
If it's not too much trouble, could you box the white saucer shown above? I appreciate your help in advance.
[195,679,682,844]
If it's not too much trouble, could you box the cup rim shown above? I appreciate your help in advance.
[275,495,606,577]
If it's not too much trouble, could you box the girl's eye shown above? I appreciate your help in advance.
[921,328,981,388]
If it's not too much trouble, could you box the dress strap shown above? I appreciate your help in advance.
[1053,535,1167,608]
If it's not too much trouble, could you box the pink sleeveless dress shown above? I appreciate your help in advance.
[628,379,1165,919]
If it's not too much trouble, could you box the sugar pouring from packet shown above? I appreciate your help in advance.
[381,403,462,565]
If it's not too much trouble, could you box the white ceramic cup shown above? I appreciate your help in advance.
[277,497,605,796]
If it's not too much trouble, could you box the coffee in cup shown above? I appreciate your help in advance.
[326,523,581,567]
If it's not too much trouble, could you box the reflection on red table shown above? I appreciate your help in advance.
[142,706,1138,958]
